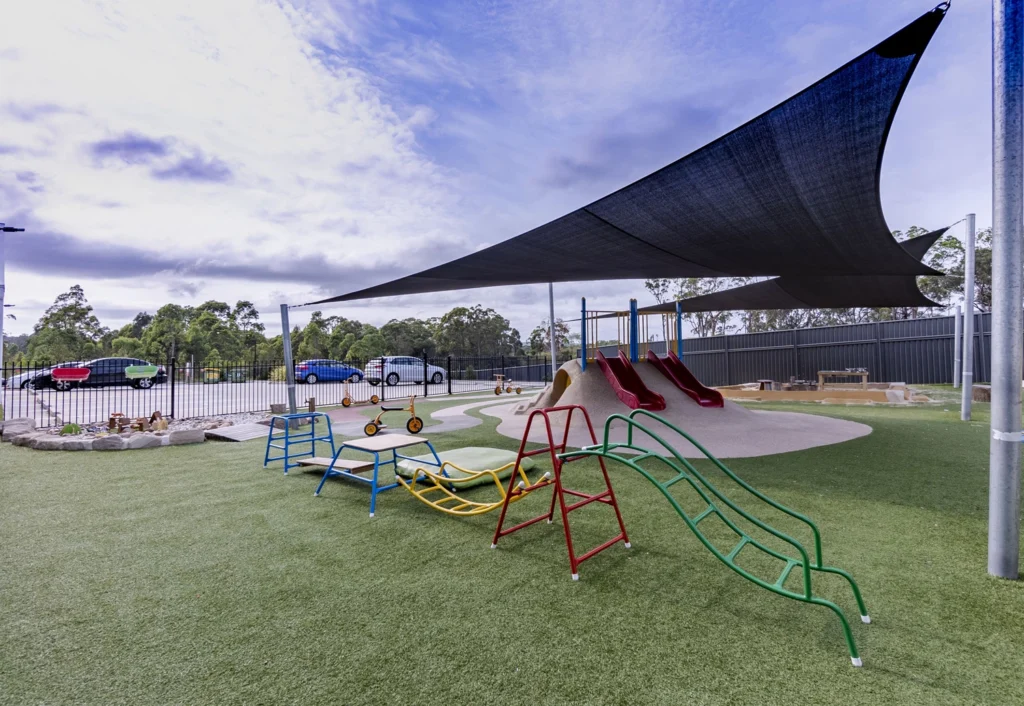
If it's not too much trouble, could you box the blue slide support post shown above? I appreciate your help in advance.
[629,299,639,363]
[581,297,587,371]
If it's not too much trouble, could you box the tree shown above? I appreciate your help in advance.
[233,301,265,355]
[346,330,387,362]
[528,318,571,355]
[381,318,436,357]
[140,304,193,360]
[297,313,329,360]
[187,310,241,361]
[26,285,108,362]
[432,306,522,356]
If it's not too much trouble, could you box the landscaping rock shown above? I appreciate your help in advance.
[1,418,36,442]
[61,438,93,451]
[12,432,44,447]
[168,429,205,446]
[31,437,65,451]
[127,433,163,450]
[93,435,125,451]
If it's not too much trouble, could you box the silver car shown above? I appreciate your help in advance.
[365,356,445,386]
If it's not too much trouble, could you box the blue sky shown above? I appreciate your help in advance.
[0,0,992,338]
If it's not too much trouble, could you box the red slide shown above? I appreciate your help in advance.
[646,349,724,408]
[595,351,666,411]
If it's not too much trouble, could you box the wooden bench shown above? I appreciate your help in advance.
[817,370,869,391]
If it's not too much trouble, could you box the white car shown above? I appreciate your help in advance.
[365,356,445,386]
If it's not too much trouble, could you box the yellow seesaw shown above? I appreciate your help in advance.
[395,461,552,516]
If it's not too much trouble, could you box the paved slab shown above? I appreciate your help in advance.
[205,423,269,442]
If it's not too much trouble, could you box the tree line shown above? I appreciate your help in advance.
[2,285,576,366]
[645,226,988,337]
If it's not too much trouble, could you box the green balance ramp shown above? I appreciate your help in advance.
[559,409,870,667]
[397,447,535,488]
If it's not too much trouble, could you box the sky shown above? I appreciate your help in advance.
[0,0,993,341]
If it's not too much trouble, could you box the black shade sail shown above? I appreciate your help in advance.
[313,5,947,305]
[629,229,947,315]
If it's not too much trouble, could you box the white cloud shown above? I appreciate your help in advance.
[0,0,464,329]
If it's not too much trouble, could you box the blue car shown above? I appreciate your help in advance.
[295,359,364,384]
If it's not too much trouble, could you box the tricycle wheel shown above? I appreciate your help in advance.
[505,386,512,393]
[370,394,380,404]
[364,422,379,437]
[515,387,522,394]
[494,386,502,395]
[342,397,352,407]
[406,417,424,434]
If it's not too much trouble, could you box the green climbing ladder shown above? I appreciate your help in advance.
[559,409,870,666]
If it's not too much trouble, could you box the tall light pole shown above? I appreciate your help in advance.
[988,0,1023,580]
[0,223,26,383]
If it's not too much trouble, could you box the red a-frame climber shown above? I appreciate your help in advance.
[491,405,631,580]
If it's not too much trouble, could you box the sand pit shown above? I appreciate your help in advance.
[491,360,871,458]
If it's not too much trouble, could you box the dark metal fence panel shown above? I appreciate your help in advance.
[592,313,995,387]
[3,317,998,428]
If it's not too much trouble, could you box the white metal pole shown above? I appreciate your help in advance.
[988,0,1023,580]
[548,283,558,379]
[961,215,977,420]
[0,230,6,382]
[953,304,962,388]
[280,304,298,415]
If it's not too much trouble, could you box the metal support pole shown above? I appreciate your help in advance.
[675,301,683,358]
[989,0,1023,580]
[280,304,298,415]
[580,297,587,371]
[0,230,5,380]
[953,305,962,388]
[548,283,558,379]
[961,215,977,420]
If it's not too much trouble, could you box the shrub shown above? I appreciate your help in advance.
[60,423,82,436]
[269,365,287,382]
[464,365,477,381]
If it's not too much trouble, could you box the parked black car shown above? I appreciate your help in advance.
[31,357,168,391]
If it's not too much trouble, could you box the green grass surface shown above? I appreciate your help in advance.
[3,399,1024,705]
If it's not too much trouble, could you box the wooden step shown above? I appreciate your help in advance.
[296,457,375,471]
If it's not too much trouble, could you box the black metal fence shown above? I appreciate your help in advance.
[1,354,570,428]
[597,312,990,387]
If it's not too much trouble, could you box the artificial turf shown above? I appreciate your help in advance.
[2,397,1023,705]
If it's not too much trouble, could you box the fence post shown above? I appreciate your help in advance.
[169,357,176,419]
[447,356,452,395]
[723,334,731,386]
[792,330,799,379]
[874,322,882,382]
[501,354,505,381]
[423,357,428,398]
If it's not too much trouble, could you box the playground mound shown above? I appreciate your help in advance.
[501,360,871,458]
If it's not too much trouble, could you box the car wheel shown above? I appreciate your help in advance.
[385,372,399,386]
[368,380,380,387]
[305,373,318,384]
[54,380,73,392]
[431,372,443,384]
[135,378,154,390]
[348,373,361,383]
[20,380,32,389]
